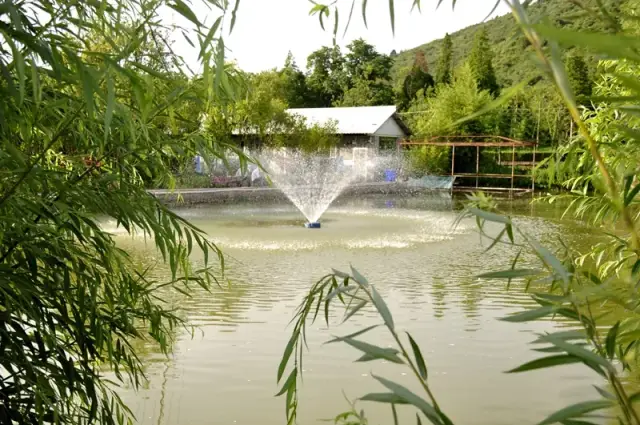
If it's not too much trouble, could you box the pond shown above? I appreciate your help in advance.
[112,193,605,425]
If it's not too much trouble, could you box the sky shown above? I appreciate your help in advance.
[169,0,511,73]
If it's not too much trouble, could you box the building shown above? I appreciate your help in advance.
[286,105,410,152]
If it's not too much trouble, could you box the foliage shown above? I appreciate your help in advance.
[391,0,618,88]
[281,52,310,108]
[398,51,435,110]
[468,28,500,96]
[306,45,347,107]
[567,54,594,105]
[270,116,340,153]
[405,64,495,138]
[435,33,453,86]
[0,0,243,423]
[406,146,450,176]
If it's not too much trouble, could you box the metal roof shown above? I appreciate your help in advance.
[286,105,406,136]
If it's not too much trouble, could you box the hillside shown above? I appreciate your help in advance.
[391,0,620,87]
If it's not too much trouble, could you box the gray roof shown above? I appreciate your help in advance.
[286,105,407,136]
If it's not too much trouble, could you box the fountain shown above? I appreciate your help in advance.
[260,149,357,228]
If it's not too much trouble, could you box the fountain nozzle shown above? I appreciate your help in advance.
[305,222,321,229]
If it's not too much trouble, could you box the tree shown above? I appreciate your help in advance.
[306,46,346,106]
[567,53,593,104]
[399,51,435,109]
[338,39,394,106]
[280,52,310,108]
[468,28,499,96]
[0,0,239,423]
[390,49,398,58]
[435,33,453,85]
[406,63,495,138]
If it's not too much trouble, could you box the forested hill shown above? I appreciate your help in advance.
[391,0,619,87]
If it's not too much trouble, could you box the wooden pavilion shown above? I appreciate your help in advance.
[398,135,538,193]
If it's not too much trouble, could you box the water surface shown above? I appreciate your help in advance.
[114,194,602,425]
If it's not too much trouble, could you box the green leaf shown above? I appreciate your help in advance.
[169,0,202,27]
[131,61,166,79]
[370,285,394,330]
[533,24,640,62]
[332,7,339,42]
[605,322,620,359]
[506,354,581,373]
[104,75,115,139]
[407,333,428,380]
[362,0,368,28]
[275,367,297,397]
[536,400,614,425]
[277,331,297,382]
[200,16,223,59]
[453,80,529,130]
[350,265,368,286]
[343,299,367,323]
[340,337,404,364]
[372,374,443,425]
[230,0,241,33]
[343,0,356,37]
[361,393,409,404]
[501,305,555,322]
[538,335,614,375]
[332,268,350,279]
[527,237,570,288]
[625,183,640,206]
[478,269,542,279]
[326,324,379,344]
[411,0,421,12]
[466,207,511,224]
[388,0,395,35]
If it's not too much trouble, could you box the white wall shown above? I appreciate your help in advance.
[374,117,406,138]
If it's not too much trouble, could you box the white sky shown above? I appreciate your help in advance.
[170,0,511,73]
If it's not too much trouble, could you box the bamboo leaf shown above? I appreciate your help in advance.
[169,0,202,27]
[388,0,395,35]
[362,0,368,28]
[501,305,555,322]
[466,207,511,224]
[275,367,297,397]
[350,265,369,286]
[342,299,367,323]
[407,332,428,380]
[507,354,581,373]
[361,393,409,404]
[370,285,394,330]
[326,325,379,344]
[538,335,614,375]
[230,0,241,33]
[605,322,620,359]
[479,269,542,279]
[533,24,640,62]
[340,337,404,364]
[372,374,443,425]
[537,400,614,425]
[277,331,297,382]
[200,16,222,59]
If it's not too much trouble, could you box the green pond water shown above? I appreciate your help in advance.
[110,193,610,425]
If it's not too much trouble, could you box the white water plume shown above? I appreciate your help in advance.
[260,150,356,223]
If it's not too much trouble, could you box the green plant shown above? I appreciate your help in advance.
[0,0,246,423]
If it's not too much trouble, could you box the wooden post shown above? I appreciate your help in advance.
[511,145,516,193]
[532,143,537,194]
[451,145,456,176]
[476,146,480,188]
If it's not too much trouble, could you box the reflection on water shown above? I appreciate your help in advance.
[113,194,607,425]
